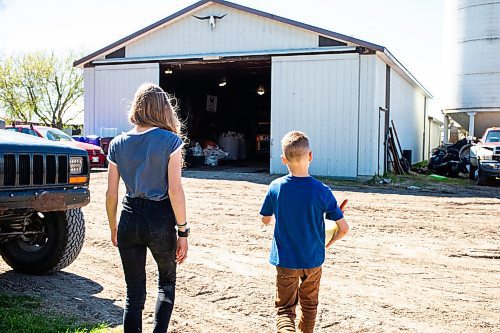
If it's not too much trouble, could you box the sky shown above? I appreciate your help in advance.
[0,0,445,116]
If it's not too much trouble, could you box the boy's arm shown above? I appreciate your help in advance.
[323,187,348,248]
[326,218,349,248]
[261,215,274,225]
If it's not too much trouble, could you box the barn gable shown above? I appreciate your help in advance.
[125,3,337,59]
[74,0,379,67]
[74,0,430,97]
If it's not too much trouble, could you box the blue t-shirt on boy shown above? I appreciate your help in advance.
[260,175,344,269]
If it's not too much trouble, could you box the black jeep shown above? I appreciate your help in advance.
[0,130,90,274]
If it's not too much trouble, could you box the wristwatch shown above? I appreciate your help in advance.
[177,227,190,237]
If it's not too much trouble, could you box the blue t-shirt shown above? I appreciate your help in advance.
[108,127,184,201]
[260,175,344,269]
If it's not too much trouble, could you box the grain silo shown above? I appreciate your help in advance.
[443,0,500,141]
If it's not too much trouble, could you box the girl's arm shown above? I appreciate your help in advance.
[106,163,120,246]
[168,150,188,264]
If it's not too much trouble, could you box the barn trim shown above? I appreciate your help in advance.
[90,46,359,66]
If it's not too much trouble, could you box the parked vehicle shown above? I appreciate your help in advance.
[470,127,500,186]
[6,125,106,168]
[428,139,469,177]
[0,130,90,274]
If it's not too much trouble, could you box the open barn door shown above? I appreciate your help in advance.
[270,54,359,178]
[85,63,159,136]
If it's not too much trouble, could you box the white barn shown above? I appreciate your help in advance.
[75,0,435,178]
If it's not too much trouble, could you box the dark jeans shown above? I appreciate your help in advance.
[117,196,178,333]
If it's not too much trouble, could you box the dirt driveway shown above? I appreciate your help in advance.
[1,171,499,332]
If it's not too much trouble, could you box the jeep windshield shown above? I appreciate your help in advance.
[485,130,500,143]
[38,128,73,142]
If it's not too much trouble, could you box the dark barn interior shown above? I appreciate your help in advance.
[159,58,271,167]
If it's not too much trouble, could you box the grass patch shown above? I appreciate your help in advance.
[411,160,429,169]
[316,176,364,187]
[310,171,474,191]
[318,172,474,190]
[380,173,473,188]
[0,293,110,333]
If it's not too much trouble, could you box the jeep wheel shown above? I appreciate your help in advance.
[0,209,85,274]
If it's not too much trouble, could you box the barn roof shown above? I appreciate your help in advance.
[74,0,432,98]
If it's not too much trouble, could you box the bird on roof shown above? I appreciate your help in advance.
[193,14,227,29]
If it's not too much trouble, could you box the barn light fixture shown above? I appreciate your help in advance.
[219,79,227,87]
[164,69,173,75]
[257,85,265,95]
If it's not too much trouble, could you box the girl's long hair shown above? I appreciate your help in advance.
[128,83,182,136]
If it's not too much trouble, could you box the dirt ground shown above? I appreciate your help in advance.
[1,170,499,332]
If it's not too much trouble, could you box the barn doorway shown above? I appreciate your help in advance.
[159,58,271,171]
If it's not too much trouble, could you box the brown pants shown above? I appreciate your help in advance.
[275,266,322,333]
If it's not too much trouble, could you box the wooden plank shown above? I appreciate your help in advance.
[388,128,401,172]
[389,127,409,174]
[391,120,411,172]
[388,134,403,174]
[391,131,407,174]
[391,120,404,157]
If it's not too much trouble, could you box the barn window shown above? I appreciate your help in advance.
[319,36,347,47]
[105,47,126,59]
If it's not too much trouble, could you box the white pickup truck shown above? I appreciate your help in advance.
[470,127,500,186]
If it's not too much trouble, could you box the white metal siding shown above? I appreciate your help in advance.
[374,58,388,174]
[126,3,318,58]
[357,55,385,176]
[422,98,429,160]
[428,119,442,157]
[90,63,159,135]
[83,68,95,136]
[389,69,426,164]
[271,53,359,178]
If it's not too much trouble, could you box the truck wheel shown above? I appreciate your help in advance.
[476,168,489,186]
[0,209,85,274]
[469,165,477,180]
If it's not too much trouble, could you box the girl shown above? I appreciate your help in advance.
[106,83,188,333]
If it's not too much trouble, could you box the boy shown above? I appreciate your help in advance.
[260,131,349,333]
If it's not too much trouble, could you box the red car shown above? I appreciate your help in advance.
[6,125,106,169]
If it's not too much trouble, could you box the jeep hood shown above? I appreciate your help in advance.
[0,130,87,155]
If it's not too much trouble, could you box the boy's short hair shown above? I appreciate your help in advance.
[281,131,310,162]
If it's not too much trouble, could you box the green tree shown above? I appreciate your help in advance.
[0,52,83,128]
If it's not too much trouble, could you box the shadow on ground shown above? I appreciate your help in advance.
[183,169,500,199]
[0,270,122,327]
[183,169,277,185]
[329,182,500,199]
